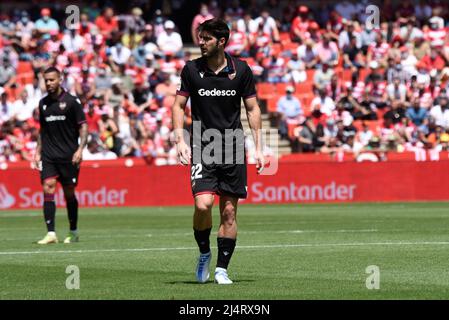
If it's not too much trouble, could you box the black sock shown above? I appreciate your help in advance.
[216,237,236,269]
[43,193,55,232]
[66,197,78,231]
[194,228,212,254]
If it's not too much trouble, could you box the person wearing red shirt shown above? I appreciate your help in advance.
[95,7,118,39]
[290,6,314,43]
[420,48,447,71]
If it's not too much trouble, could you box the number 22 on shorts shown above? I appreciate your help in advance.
[191,164,203,180]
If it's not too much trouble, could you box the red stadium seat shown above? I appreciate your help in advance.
[266,97,279,113]
[256,82,276,100]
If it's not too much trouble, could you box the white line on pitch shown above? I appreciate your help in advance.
[0,229,379,241]
[2,241,449,255]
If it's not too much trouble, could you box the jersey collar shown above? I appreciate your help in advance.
[199,53,236,76]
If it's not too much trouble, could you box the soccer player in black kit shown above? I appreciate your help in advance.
[34,67,88,244]
[172,19,265,284]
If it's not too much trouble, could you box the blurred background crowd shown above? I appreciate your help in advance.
[1,0,449,165]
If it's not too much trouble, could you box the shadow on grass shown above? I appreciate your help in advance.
[166,279,256,285]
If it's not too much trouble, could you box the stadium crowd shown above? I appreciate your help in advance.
[1,0,449,166]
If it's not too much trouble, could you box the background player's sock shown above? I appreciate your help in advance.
[66,197,78,231]
[216,237,236,269]
[194,228,212,254]
[43,193,56,232]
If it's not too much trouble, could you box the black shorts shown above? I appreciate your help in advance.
[190,163,247,199]
[41,161,80,186]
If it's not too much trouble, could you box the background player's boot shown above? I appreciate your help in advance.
[64,231,79,243]
[37,232,58,244]
[214,267,233,284]
[196,251,211,283]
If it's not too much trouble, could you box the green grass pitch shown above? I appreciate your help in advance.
[1,202,449,300]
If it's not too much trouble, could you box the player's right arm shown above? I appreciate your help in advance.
[172,64,192,165]
[34,101,44,170]
[172,94,190,165]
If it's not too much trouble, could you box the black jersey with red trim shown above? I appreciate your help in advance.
[38,89,86,163]
[177,53,256,134]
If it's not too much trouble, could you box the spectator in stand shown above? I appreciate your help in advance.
[226,21,249,57]
[266,52,286,83]
[407,98,429,130]
[110,41,132,65]
[0,92,14,123]
[283,51,306,83]
[276,85,304,139]
[311,88,336,117]
[315,33,339,67]
[35,8,59,35]
[343,35,365,73]
[297,39,319,69]
[430,95,449,129]
[95,7,118,39]
[314,62,335,90]
[387,77,408,109]
[290,5,314,43]
[12,90,36,123]
[191,3,214,45]
[0,57,16,88]
[367,31,391,69]
[254,8,280,43]
[156,20,183,57]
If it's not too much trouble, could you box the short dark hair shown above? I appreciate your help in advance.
[197,18,230,46]
[43,66,61,76]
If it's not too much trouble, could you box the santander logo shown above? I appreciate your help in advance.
[198,88,237,97]
[249,181,357,202]
[0,184,16,209]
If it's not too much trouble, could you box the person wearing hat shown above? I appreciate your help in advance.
[35,8,59,35]
[125,7,145,34]
[156,20,183,57]
[276,85,304,139]
[290,5,315,43]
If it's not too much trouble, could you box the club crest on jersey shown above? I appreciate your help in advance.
[199,71,205,78]
[59,102,67,110]
[228,72,236,80]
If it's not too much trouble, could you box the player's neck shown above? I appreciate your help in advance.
[206,51,227,74]
[50,87,63,100]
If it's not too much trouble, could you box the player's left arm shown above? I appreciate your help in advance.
[72,97,88,165]
[244,96,265,173]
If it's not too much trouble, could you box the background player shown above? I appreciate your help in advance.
[34,67,88,244]
[172,18,265,284]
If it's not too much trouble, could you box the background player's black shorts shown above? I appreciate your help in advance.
[41,161,80,186]
[191,163,247,199]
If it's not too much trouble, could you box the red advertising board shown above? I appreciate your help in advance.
[1,158,449,210]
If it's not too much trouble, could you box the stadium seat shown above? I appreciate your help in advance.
[256,82,276,100]
[266,97,279,113]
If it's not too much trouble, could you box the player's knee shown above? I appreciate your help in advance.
[195,201,213,214]
[43,179,57,194]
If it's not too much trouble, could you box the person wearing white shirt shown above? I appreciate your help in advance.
[253,9,279,42]
[12,90,37,122]
[311,89,336,116]
[430,96,449,129]
[61,28,86,53]
[110,43,132,65]
[157,20,183,56]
